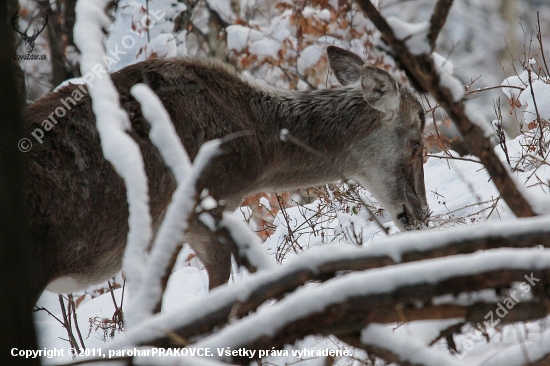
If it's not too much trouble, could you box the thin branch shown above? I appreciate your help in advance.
[34,306,65,327]
[428,0,454,50]
[536,12,550,78]
[58,295,80,352]
[68,294,86,350]
[526,67,545,157]
[426,154,483,164]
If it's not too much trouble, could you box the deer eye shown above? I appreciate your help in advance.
[411,141,421,150]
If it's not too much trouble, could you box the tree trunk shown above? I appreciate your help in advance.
[0,0,41,364]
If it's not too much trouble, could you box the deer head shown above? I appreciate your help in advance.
[326,46,429,229]
[12,12,48,54]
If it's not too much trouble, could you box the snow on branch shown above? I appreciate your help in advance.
[360,323,466,366]
[189,249,550,364]
[73,0,153,316]
[481,326,550,366]
[130,138,224,322]
[214,211,275,272]
[86,215,550,351]
[353,0,538,218]
[131,84,191,183]
[94,250,550,364]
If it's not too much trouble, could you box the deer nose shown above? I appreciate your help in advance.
[397,207,409,226]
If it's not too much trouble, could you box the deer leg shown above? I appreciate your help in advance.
[186,219,232,290]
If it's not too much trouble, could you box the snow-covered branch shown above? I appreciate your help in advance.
[131,84,191,183]
[130,138,224,321]
[73,0,153,322]
[211,211,275,272]
[72,247,548,362]
[74,215,550,352]
[189,249,550,364]
[359,323,466,366]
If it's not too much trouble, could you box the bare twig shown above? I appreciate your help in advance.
[426,154,482,165]
[526,67,545,157]
[107,280,124,330]
[536,12,550,78]
[68,294,86,350]
[59,295,80,352]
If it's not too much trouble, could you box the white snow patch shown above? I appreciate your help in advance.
[226,25,263,52]
[433,52,454,74]
[362,323,467,366]
[519,79,550,123]
[249,39,281,58]
[501,70,529,101]
[53,77,86,91]
[386,17,430,55]
[297,44,324,75]
[259,196,271,210]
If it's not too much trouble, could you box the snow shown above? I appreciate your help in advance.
[226,25,263,52]
[136,33,177,61]
[53,77,86,91]
[74,0,153,325]
[249,39,280,58]
[480,325,550,366]
[297,45,324,75]
[434,52,464,102]
[501,70,529,101]
[105,0,174,72]
[220,212,275,271]
[519,79,550,123]
[130,84,191,183]
[433,52,454,74]
[386,16,430,55]
[362,323,467,366]
[192,249,550,362]
[259,197,271,210]
[204,0,235,24]
[130,139,223,322]
[439,71,465,102]
[393,318,465,345]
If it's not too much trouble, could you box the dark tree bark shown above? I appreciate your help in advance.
[8,0,26,106]
[0,0,41,364]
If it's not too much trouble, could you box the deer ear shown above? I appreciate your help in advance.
[361,66,400,113]
[327,46,364,86]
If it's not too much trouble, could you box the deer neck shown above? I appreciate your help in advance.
[249,85,370,192]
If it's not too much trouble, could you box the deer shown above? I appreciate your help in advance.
[23,46,429,302]
[12,12,48,54]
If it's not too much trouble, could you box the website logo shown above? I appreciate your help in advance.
[12,11,48,60]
